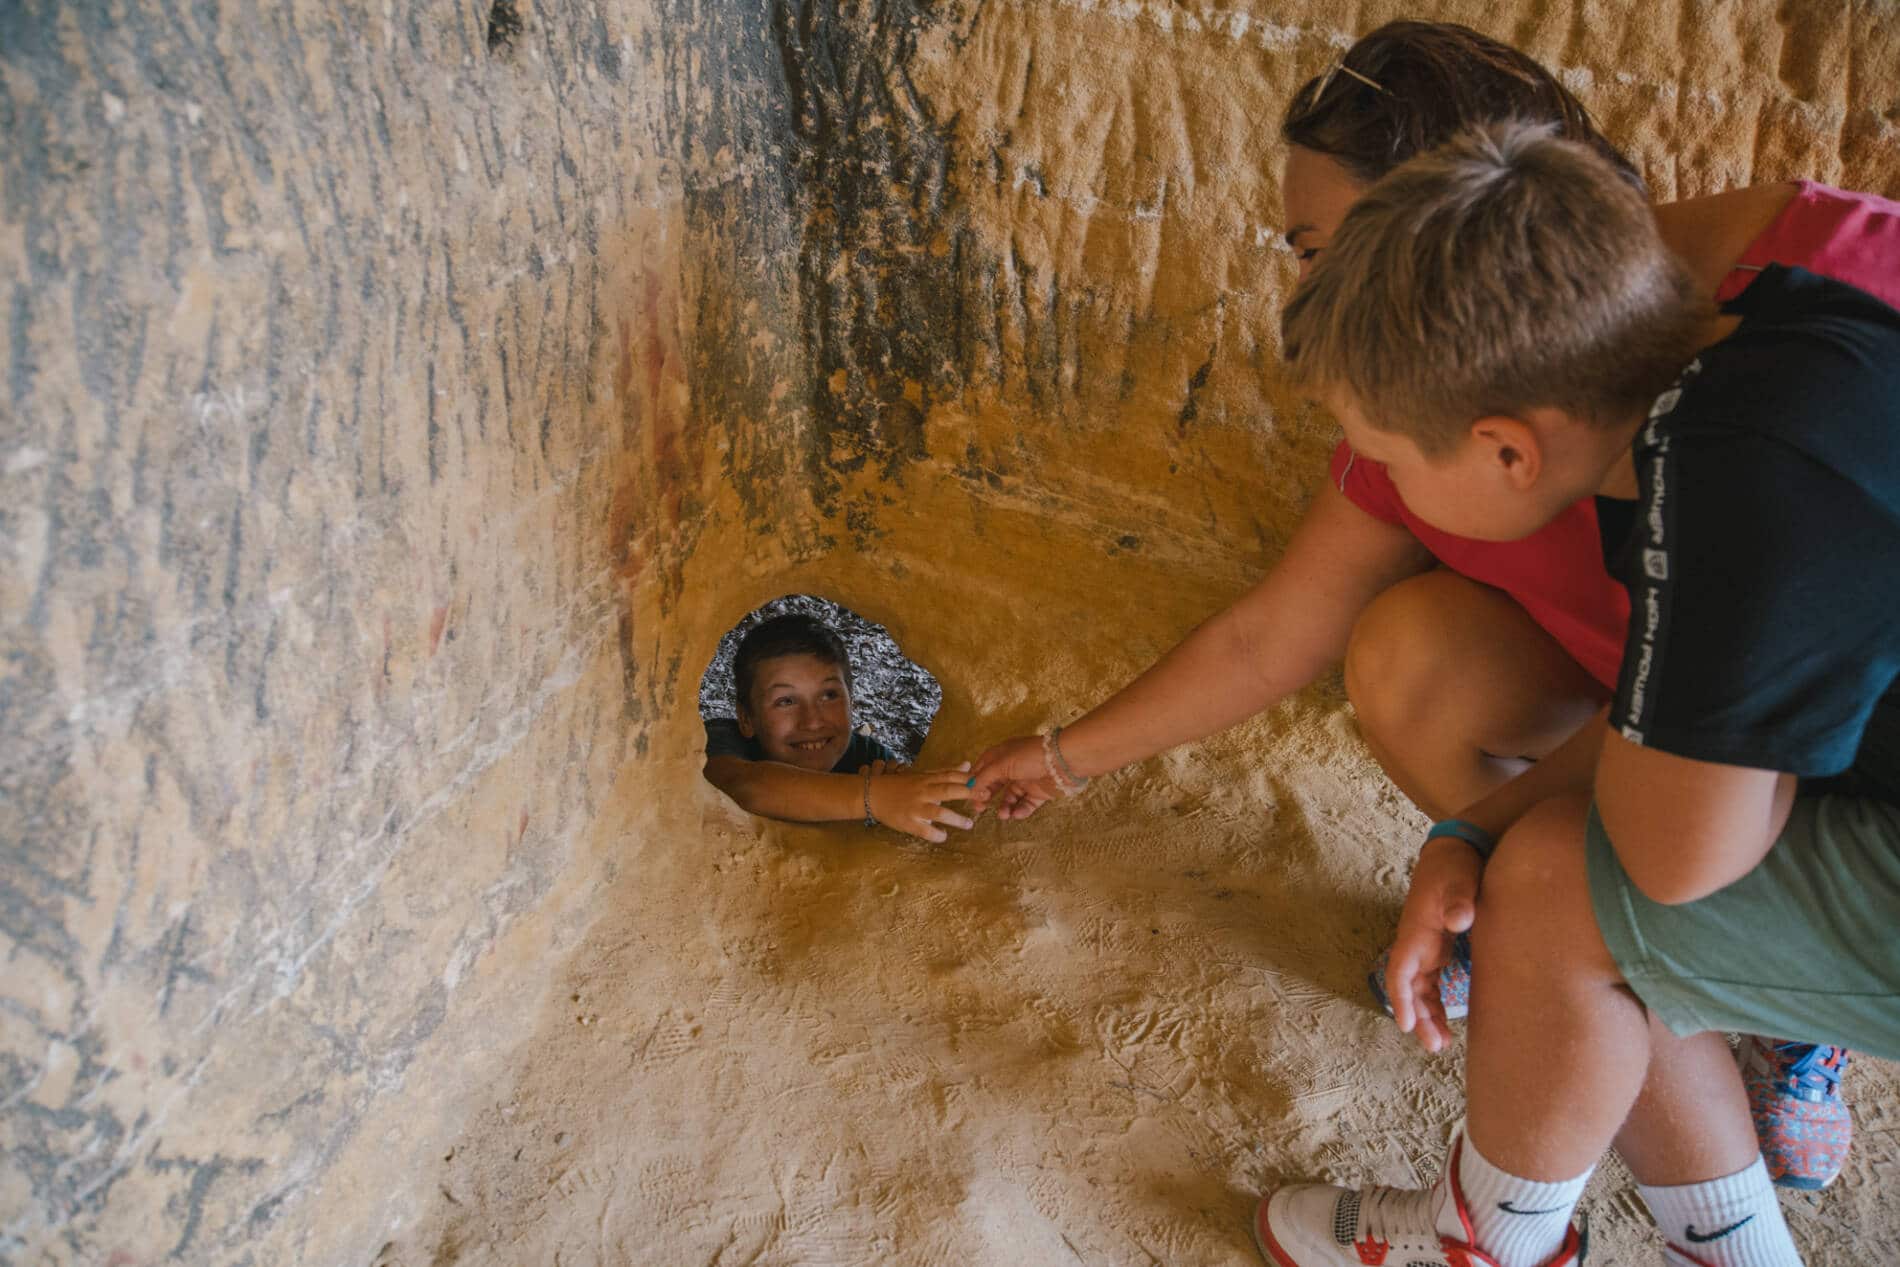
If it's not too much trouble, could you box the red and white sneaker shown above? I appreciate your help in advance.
[1252,1137,1586,1267]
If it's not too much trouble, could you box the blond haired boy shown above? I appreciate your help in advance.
[1254,123,1900,1267]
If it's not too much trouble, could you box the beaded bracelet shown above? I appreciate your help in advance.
[1426,817,1496,861]
[862,766,877,828]
[1048,726,1089,786]
[1041,727,1091,797]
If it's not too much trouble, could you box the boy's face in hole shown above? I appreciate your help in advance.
[738,653,854,771]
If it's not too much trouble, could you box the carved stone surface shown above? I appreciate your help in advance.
[0,0,703,1259]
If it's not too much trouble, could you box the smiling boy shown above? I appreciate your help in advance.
[1253,123,1899,1267]
[701,614,975,843]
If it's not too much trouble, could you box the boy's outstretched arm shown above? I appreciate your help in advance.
[1593,732,1797,905]
[703,756,975,843]
[704,755,858,822]
[969,482,1432,814]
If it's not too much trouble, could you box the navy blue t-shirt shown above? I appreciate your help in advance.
[702,717,901,772]
[1597,266,1900,805]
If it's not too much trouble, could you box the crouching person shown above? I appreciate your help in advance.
[1254,121,1900,1267]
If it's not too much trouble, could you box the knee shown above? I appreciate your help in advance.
[1344,573,1458,733]
[1473,795,1600,968]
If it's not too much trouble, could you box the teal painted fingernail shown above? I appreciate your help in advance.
[965,777,975,787]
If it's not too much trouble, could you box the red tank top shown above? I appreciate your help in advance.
[1331,181,1900,689]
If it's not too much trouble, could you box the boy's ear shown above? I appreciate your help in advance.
[1470,415,1543,489]
[735,706,756,739]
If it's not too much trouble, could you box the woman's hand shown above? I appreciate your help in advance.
[866,761,976,843]
[1385,835,1483,1054]
[966,736,1063,821]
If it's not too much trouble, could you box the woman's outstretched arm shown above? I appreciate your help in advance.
[970,481,1432,816]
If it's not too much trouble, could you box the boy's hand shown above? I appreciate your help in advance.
[966,736,1061,820]
[866,761,976,843]
[1386,835,1483,1054]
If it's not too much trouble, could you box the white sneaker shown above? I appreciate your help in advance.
[1252,1137,1586,1266]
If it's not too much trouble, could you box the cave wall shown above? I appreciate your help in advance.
[0,0,757,1259]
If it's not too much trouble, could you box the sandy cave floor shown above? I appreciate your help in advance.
[395,465,1900,1267]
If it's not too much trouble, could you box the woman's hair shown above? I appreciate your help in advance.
[733,614,852,711]
[1281,20,1644,193]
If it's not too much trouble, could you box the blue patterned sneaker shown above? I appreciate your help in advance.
[1741,1037,1851,1190]
[1252,1135,1586,1266]
[1367,932,1472,1021]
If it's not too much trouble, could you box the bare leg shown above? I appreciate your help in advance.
[1614,1022,1760,1186]
[1466,796,1758,1183]
[1345,571,1606,820]
[1254,794,1798,1267]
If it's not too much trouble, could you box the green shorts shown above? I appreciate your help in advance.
[1586,796,1900,1060]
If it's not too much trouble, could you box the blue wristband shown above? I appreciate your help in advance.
[1426,817,1497,861]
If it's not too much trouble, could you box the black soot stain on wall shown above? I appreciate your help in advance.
[660,0,978,526]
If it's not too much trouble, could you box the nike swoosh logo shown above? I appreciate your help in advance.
[1686,1215,1755,1243]
[1497,1201,1568,1217]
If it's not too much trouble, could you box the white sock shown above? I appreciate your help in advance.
[1455,1132,1592,1267]
[1640,1157,1803,1266]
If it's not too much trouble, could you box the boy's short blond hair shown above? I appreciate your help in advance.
[1282,121,1707,455]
